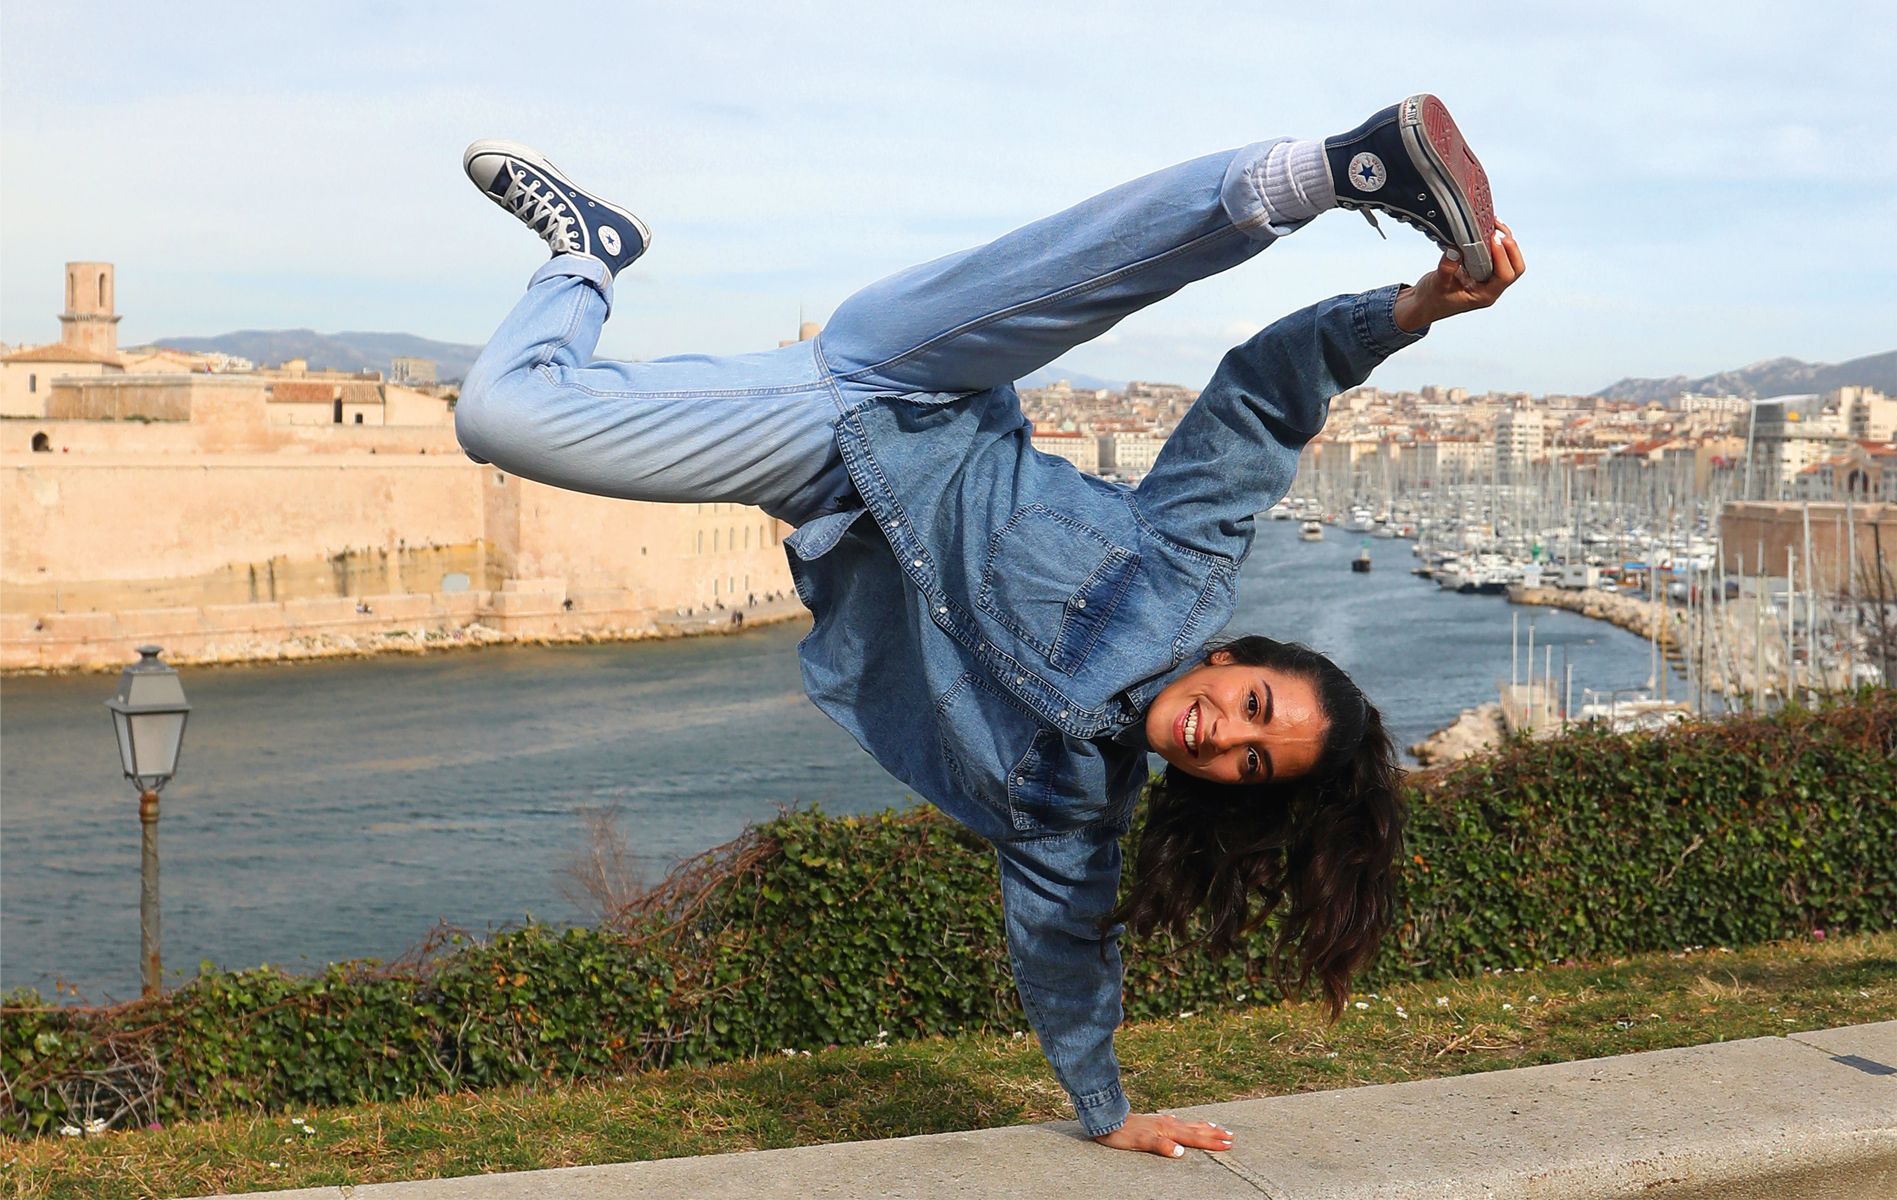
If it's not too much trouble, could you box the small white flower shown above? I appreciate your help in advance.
[800,1049,812,1057]
[1435,997,1450,1008]
[269,1162,281,1169]
[284,1137,295,1144]
[58,1125,81,1138]
[83,1118,108,1135]
[1528,995,1538,1003]
[1355,1001,1369,1010]
[1514,967,1523,973]
[1012,1030,1026,1040]
[783,1048,797,1057]
[291,1117,305,1125]
[1235,993,1246,1002]
[1502,1003,1514,1011]
[1178,1011,1194,1019]
[302,1125,316,1135]
[1397,1011,1409,1020]
[1326,1052,1338,1058]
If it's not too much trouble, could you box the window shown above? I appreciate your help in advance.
[354,412,364,424]
[333,398,343,423]
[28,375,35,393]
[31,432,50,452]
[98,273,107,308]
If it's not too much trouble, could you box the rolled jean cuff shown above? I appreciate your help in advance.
[1221,137,1311,242]
[1072,1080,1130,1137]
[530,254,614,314]
[1352,282,1429,358]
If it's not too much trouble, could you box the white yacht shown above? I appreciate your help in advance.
[1298,520,1324,542]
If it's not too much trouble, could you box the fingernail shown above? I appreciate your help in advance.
[1172,1145,1185,1157]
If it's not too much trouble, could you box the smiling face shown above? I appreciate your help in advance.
[1144,651,1330,785]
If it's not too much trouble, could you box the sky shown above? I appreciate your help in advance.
[3,1,1893,395]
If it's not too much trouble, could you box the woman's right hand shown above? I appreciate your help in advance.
[1392,220,1525,331]
[1093,1111,1235,1158]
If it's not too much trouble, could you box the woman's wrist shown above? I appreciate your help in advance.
[1392,284,1438,333]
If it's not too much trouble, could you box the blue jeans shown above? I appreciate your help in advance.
[456,139,1298,525]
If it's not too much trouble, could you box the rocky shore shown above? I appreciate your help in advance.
[1408,702,1507,766]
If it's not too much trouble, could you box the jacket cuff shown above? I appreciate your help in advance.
[1352,282,1428,358]
[1072,1079,1131,1137]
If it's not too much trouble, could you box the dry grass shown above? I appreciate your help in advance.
[6,930,1894,1199]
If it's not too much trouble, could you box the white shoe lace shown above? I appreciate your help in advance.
[498,162,583,254]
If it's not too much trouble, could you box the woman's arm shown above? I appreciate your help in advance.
[1132,227,1524,564]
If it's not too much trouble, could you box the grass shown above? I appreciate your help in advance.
[6,930,1894,1199]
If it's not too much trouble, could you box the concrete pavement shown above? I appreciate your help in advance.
[204,1020,1896,1200]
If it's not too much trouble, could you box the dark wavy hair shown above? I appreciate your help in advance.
[1108,635,1404,1019]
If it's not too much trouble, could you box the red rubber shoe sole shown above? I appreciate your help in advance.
[1408,95,1496,281]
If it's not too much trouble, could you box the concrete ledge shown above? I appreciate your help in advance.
[197,1022,1895,1200]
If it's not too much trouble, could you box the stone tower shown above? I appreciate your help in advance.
[60,262,120,357]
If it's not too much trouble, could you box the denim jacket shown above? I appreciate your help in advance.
[783,284,1424,1136]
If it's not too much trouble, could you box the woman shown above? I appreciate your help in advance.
[456,95,1523,1159]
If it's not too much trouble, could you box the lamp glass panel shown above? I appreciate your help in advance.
[125,671,186,708]
[112,709,137,777]
[128,710,185,778]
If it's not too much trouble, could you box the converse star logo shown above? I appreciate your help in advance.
[1348,152,1387,192]
[598,225,622,256]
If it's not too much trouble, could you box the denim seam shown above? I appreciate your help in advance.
[1125,499,1236,571]
[529,375,836,402]
[834,224,1246,383]
[528,283,591,375]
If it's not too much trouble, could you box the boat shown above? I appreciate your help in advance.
[1298,520,1324,542]
[1351,545,1372,573]
[1266,501,1296,520]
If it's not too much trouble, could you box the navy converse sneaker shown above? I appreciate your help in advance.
[1324,96,1496,281]
[463,139,650,279]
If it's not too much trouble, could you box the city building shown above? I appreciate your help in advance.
[1493,407,1545,481]
[1097,430,1166,476]
[389,356,438,385]
[0,262,129,417]
[1030,428,1099,474]
[1838,386,1896,442]
[1744,394,1845,499]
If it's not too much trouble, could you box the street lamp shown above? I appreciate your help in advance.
[105,645,191,998]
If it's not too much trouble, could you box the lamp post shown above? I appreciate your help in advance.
[105,646,192,998]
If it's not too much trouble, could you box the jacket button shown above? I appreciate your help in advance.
[937,606,948,615]
[1015,675,1025,684]
[1013,776,1024,786]
[1074,598,1086,609]
[912,559,923,568]
[1057,710,1067,718]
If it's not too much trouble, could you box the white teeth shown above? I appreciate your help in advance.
[1184,703,1200,753]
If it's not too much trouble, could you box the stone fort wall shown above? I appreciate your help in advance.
[2,375,801,671]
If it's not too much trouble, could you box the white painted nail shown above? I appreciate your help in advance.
[1172,1144,1185,1157]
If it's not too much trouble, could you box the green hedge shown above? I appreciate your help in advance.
[5,692,1892,1137]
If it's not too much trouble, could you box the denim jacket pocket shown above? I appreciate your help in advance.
[1004,726,1101,837]
[978,504,1139,676]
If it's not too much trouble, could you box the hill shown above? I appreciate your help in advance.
[1593,350,1896,403]
[150,330,487,382]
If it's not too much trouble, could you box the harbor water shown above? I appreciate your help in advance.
[1,520,1660,1000]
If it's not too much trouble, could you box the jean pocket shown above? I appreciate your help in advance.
[978,504,1139,676]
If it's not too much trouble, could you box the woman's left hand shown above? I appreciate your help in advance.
[1093,1111,1235,1158]
[1392,220,1525,332]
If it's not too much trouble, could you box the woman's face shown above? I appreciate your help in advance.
[1145,652,1329,784]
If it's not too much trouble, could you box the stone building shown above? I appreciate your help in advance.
[0,262,129,417]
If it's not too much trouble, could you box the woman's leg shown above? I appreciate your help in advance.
[819,138,1321,395]
[456,255,853,526]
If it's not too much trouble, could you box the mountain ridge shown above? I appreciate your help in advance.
[1592,350,1895,403]
[150,330,488,382]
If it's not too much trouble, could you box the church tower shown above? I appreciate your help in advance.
[60,262,120,357]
